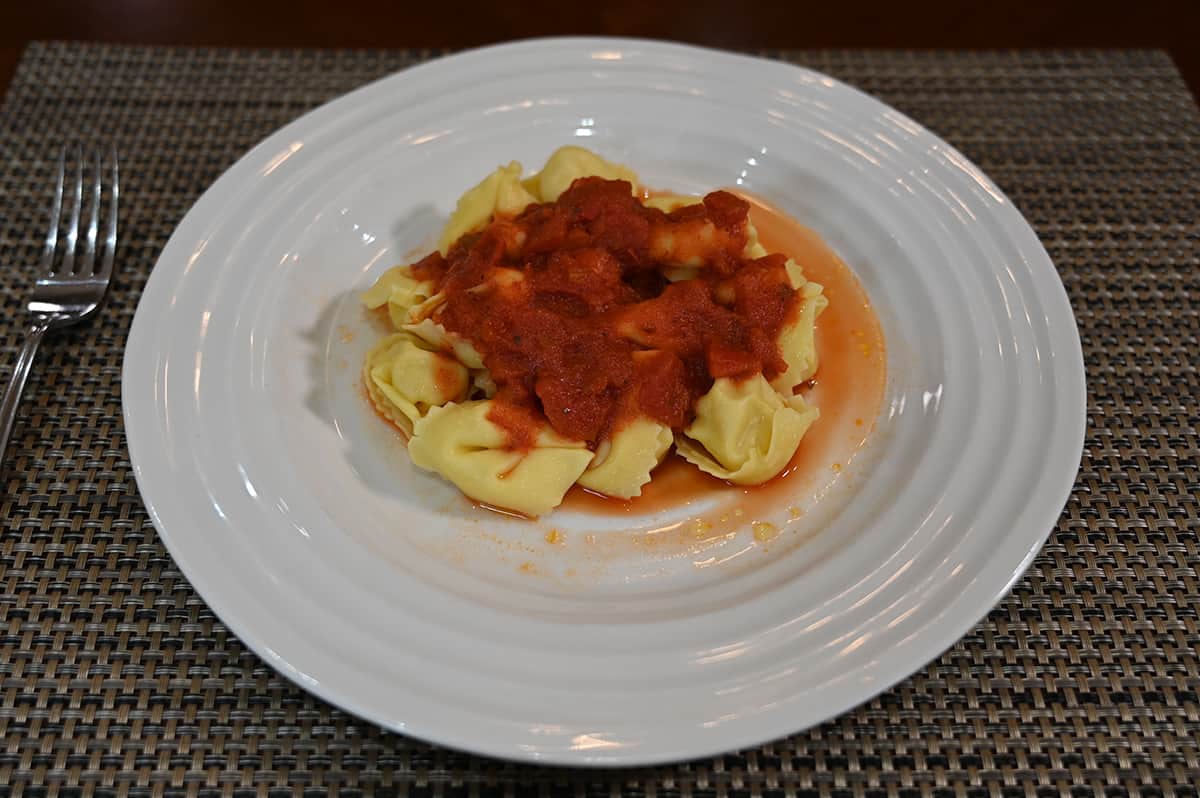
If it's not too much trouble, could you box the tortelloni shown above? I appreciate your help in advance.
[359,145,844,518]
[363,333,470,436]
[676,375,819,485]
[438,161,538,255]
[656,215,772,282]
[408,401,594,517]
[524,146,639,203]
[437,147,639,256]
[404,317,485,370]
[576,418,674,499]
[360,265,437,329]
[771,260,829,395]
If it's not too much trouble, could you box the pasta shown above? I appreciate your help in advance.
[524,145,639,203]
[438,161,538,255]
[361,265,437,329]
[359,146,835,516]
[675,375,818,485]
[576,417,674,499]
[363,333,470,435]
[403,317,485,370]
[408,401,594,518]
[643,194,701,213]
[770,262,829,394]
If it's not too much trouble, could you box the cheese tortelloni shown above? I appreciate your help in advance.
[364,333,471,436]
[361,265,437,329]
[403,317,486,370]
[576,417,673,499]
[649,211,748,270]
[524,146,640,202]
[770,260,829,395]
[402,316,494,401]
[438,161,539,255]
[676,374,819,485]
[649,218,715,269]
[407,401,594,517]
[648,198,767,269]
[642,201,707,282]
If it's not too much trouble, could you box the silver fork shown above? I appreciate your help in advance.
[0,147,119,466]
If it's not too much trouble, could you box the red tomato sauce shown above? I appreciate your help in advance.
[561,192,888,523]
[413,177,802,446]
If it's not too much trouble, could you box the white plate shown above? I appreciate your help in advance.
[123,38,1085,765]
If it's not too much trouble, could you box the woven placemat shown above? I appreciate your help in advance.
[1,42,1197,796]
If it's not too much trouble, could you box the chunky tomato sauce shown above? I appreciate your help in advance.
[561,192,888,524]
[412,177,801,446]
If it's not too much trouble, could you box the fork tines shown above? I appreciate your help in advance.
[42,146,119,281]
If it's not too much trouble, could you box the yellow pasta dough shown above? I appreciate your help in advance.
[770,260,829,395]
[643,194,701,213]
[408,401,593,517]
[744,220,769,259]
[645,195,776,281]
[363,333,470,435]
[403,317,485,370]
[524,146,639,202]
[676,375,819,485]
[436,148,639,257]
[360,265,437,329]
[437,161,538,255]
[576,417,674,499]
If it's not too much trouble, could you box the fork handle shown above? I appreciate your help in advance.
[0,320,51,470]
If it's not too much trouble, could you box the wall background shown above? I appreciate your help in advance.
[2,0,1196,100]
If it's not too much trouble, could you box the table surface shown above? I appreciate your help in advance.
[1,43,1198,796]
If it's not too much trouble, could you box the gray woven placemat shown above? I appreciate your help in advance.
[1,42,1198,796]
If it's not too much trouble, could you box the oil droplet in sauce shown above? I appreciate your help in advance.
[545,529,565,545]
[752,521,780,542]
[560,191,887,538]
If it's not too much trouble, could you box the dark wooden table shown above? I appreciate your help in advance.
[1,0,1198,100]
